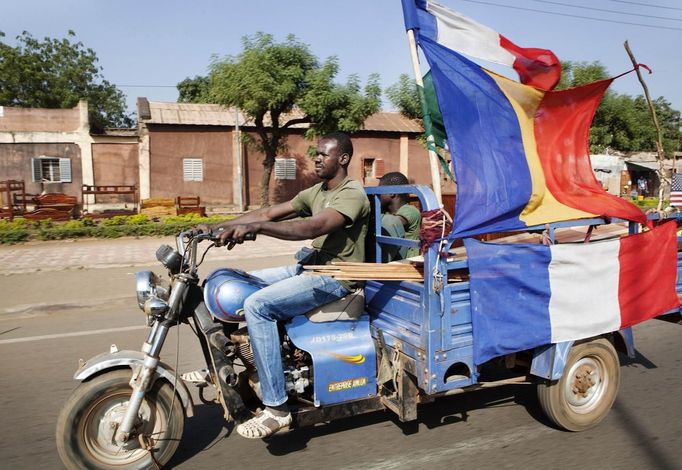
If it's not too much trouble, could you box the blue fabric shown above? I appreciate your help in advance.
[245,264,349,406]
[464,239,553,365]
[401,0,436,37]
[419,35,533,238]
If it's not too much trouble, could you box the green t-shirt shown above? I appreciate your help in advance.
[291,176,370,289]
[397,203,421,257]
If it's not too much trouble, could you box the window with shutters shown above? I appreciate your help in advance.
[31,156,72,183]
[274,157,296,180]
[182,158,204,182]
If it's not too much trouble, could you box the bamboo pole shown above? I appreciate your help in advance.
[623,41,668,211]
[406,29,443,206]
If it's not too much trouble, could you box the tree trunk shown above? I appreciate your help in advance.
[259,152,276,207]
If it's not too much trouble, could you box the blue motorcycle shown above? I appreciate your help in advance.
[56,185,668,469]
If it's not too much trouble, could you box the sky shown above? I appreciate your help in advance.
[3,0,682,117]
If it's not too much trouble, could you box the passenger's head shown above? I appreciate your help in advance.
[315,133,353,180]
[378,171,410,211]
[379,172,409,186]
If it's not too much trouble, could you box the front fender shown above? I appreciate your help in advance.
[74,349,194,417]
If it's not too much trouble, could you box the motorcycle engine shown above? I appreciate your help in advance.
[230,326,312,400]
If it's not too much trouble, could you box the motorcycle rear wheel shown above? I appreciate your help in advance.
[56,369,184,470]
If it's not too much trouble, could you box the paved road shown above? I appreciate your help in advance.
[0,237,681,469]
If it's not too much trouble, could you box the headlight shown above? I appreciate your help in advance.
[136,271,170,310]
[144,296,169,316]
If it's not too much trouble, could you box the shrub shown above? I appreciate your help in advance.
[0,214,236,244]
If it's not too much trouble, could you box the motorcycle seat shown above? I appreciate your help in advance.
[305,289,365,323]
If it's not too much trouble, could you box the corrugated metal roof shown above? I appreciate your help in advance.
[362,112,422,133]
[143,100,423,133]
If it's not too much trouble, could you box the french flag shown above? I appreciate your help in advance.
[401,0,561,90]
[464,222,680,365]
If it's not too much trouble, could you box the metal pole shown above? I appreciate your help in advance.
[406,29,443,206]
[234,108,246,212]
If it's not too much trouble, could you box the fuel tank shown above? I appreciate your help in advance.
[203,268,268,322]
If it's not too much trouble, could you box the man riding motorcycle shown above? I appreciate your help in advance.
[191,132,369,438]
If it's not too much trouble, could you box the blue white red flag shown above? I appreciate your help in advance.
[401,0,561,90]
[670,173,682,207]
[401,0,648,238]
[464,222,680,365]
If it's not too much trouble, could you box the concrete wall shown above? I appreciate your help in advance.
[91,143,139,203]
[148,124,233,204]
[0,143,82,197]
[145,127,436,208]
[0,106,80,133]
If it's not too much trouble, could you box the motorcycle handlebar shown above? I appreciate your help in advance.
[185,228,257,244]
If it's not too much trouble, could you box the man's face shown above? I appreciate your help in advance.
[314,138,346,180]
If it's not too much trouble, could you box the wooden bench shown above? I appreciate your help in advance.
[176,196,206,217]
[82,185,138,218]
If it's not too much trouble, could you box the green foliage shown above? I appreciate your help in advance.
[0,219,29,244]
[0,30,132,131]
[177,76,210,103]
[386,74,421,120]
[186,32,381,206]
[0,214,235,244]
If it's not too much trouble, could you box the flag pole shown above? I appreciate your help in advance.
[406,28,443,206]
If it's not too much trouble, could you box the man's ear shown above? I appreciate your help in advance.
[339,153,350,166]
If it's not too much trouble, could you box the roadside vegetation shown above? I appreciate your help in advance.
[0,214,234,245]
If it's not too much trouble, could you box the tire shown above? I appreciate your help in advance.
[537,337,620,432]
[56,369,184,470]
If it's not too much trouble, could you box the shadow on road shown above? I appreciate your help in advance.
[166,403,232,468]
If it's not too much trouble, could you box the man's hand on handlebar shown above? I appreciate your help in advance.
[190,222,256,248]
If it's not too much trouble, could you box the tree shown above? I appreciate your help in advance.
[386,73,421,120]
[177,76,210,103]
[203,33,381,206]
[0,30,132,132]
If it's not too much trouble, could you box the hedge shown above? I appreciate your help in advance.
[0,214,235,245]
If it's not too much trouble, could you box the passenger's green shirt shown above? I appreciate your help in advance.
[291,176,370,289]
[397,203,421,258]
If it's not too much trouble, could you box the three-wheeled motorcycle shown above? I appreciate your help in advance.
[55,185,682,469]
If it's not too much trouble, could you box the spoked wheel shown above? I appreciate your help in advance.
[56,369,184,470]
[537,337,620,431]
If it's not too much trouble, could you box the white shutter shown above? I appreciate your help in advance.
[286,158,296,180]
[32,158,42,182]
[59,158,72,182]
[183,158,203,181]
[275,157,296,180]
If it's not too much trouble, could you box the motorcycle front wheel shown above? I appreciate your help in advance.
[56,369,184,470]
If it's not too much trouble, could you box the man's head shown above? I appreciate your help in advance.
[379,171,410,212]
[315,133,353,180]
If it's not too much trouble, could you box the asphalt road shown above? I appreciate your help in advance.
[1,255,681,469]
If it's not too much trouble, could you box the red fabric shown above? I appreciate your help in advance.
[618,222,680,328]
[500,35,561,91]
[533,78,649,226]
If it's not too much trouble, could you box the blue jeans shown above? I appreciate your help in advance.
[245,264,349,407]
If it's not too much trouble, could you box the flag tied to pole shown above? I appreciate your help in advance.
[401,0,648,238]
[401,1,678,363]
[465,222,680,365]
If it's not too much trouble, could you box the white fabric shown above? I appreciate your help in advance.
[427,1,515,66]
[548,240,621,343]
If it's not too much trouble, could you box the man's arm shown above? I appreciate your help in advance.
[219,207,347,243]
[204,201,298,232]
